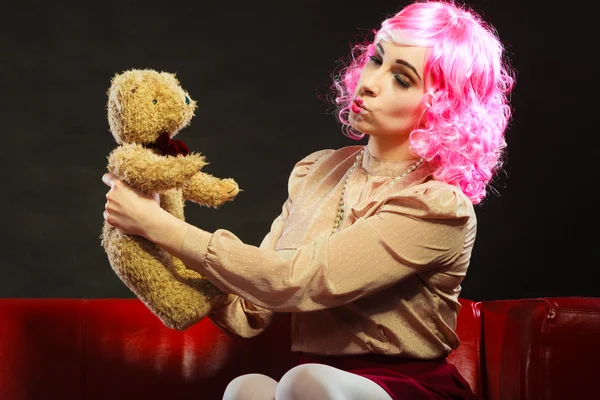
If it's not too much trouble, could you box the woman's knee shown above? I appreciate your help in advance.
[222,373,278,400]
[276,363,392,400]
[276,364,341,400]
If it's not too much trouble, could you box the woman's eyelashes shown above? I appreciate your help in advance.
[368,55,382,65]
[395,76,411,89]
[367,55,412,89]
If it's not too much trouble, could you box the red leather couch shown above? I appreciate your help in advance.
[0,297,598,400]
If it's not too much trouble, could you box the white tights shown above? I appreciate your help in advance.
[222,363,393,400]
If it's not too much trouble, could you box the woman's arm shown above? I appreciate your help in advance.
[103,170,472,314]
[204,198,292,338]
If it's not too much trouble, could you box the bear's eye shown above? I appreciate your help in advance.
[185,96,190,105]
[152,99,157,104]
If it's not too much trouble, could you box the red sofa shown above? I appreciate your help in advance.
[0,297,598,400]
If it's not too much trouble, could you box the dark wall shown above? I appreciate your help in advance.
[2,0,596,301]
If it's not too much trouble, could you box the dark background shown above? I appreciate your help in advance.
[1,0,597,301]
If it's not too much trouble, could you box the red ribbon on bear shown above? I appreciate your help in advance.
[146,132,189,157]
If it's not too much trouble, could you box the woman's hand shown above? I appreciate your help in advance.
[102,173,161,237]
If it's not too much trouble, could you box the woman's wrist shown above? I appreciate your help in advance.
[142,207,189,258]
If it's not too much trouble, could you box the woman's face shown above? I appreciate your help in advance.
[349,40,427,138]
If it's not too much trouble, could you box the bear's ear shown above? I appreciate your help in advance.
[127,81,140,94]
[116,79,141,110]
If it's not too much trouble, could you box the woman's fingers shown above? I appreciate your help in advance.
[102,173,112,187]
[101,173,160,235]
[102,173,118,188]
[103,174,119,226]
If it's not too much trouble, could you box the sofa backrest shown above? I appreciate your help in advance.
[0,298,298,400]
[1,297,599,400]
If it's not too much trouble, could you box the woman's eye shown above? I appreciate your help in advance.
[368,55,382,64]
[368,54,411,88]
[395,76,411,89]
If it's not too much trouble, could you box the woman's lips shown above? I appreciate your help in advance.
[351,103,363,114]
[351,98,368,114]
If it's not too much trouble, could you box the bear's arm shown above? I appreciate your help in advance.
[182,172,239,208]
[107,143,207,192]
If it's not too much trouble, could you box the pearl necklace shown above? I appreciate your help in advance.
[332,148,424,234]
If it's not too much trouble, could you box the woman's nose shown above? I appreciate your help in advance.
[359,74,380,97]
[360,85,377,97]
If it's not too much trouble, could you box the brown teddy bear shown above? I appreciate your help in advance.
[101,68,238,330]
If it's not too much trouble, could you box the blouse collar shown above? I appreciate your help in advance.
[361,146,425,177]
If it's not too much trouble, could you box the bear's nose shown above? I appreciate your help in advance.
[185,96,190,105]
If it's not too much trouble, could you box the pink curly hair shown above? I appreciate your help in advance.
[331,0,515,204]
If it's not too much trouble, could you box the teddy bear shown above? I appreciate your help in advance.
[100,68,238,331]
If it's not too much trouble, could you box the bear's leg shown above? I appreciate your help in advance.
[102,225,223,331]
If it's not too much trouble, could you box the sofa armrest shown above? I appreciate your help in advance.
[448,299,484,398]
[482,297,600,400]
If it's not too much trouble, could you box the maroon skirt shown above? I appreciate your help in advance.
[298,353,480,400]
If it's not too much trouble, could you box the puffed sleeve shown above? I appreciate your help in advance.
[180,179,473,313]
[201,149,334,337]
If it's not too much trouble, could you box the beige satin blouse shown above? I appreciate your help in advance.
[179,145,477,359]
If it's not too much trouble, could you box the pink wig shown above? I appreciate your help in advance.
[331,0,515,204]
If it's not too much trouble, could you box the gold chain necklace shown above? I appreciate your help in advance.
[332,148,424,234]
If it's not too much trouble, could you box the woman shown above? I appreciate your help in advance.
[102,1,514,398]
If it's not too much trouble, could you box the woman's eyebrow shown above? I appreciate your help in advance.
[376,43,422,81]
